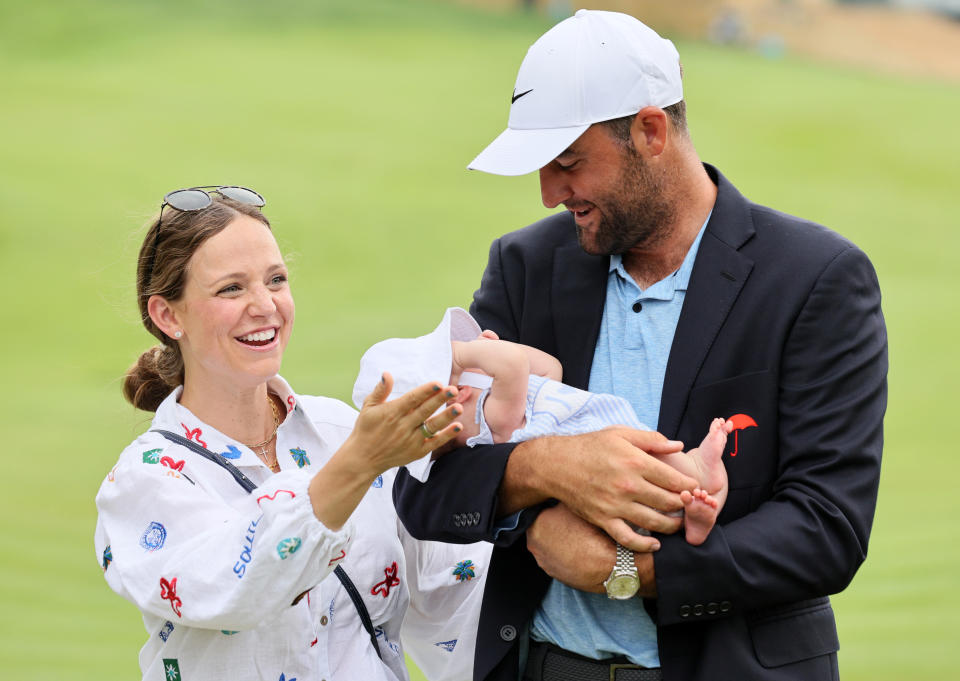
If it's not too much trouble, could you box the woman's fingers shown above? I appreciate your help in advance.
[420,420,461,450]
[386,379,452,419]
[361,372,394,409]
[422,403,463,441]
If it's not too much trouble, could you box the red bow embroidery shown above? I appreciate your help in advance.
[160,456,185,471]
[181,424,207,449]
[371,562,400,598]
[160,577,183,617]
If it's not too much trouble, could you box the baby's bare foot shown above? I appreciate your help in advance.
[680,419,732,545]
[690,418,731,495]
[682,488,720,545]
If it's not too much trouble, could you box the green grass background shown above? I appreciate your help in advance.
[1,0,957,678]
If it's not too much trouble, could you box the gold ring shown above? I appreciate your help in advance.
[420,421,436,438]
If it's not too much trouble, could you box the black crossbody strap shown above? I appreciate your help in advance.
[153,429,257,492]
[335,565,383,658]
[151,428,383,659]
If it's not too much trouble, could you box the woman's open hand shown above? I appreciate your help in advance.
[347,372,463,476]
[309,373,464,530]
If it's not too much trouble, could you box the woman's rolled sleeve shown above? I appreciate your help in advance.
[95,452,352,631]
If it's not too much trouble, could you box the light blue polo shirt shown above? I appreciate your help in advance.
[529,219,708,667]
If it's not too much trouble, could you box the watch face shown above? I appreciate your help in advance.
[606,573,640,600]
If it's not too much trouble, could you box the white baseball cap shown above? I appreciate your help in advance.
[468,9,683,176]
[352,307,492,411]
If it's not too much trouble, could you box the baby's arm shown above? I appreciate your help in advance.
[525,345,562,381]
[451,339,529,442]
[477,330,562,382]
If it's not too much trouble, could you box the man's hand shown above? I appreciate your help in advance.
[501,428,697,548]
[526,504,657,597]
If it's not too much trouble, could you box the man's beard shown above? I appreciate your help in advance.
[576,146,674,256]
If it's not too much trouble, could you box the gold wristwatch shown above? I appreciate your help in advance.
[603,542,640,599]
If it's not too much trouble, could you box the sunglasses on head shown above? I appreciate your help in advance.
[144,185,266,285]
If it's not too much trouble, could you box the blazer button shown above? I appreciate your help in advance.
[720,601,731,613]
[679,605,691,618]
[499,624,517,642]
[707,602,718,615]
[693,604,704,616]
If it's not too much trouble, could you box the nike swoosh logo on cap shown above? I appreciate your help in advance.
[511,88,534,104]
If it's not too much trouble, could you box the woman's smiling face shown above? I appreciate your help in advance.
[169,214,295,390]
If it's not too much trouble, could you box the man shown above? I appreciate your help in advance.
[395,10,886,681]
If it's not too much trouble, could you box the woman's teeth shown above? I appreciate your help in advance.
[238,329,276,343]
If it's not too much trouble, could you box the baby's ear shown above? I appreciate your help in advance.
[453,385,473,404]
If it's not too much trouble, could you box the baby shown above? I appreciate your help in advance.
[353,308,731,545]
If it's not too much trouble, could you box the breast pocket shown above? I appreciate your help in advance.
[680,371,777,520]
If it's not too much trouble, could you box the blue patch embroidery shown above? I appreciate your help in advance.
[140,522,167,552]
[102,545,112,571]
[289,447,310,468]
[278,674,296,681]
[221,445,243,459]
[276,537,302,559]
[159,620,174,642]
[371,475,383,488]
[221,630,240,635]
[452,559,476,582]
[435,639,457,652]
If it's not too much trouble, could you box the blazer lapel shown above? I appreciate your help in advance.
[551,242,609,390]
[658,166,755,437]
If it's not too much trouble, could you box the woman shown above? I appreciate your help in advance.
[95,187,488,681]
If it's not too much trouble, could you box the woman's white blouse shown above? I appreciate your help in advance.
[95,377,487,681]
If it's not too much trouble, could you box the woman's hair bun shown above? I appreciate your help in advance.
[122,344,183,412]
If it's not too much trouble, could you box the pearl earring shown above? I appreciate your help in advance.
[174,331,183,339]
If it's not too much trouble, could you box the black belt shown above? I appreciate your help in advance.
[524,641,662,681]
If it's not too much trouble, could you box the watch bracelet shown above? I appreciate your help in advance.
[616,542,635,573]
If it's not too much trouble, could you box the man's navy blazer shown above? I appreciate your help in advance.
[395,166,887,681]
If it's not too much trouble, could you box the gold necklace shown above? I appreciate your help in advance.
[246,394,281,472]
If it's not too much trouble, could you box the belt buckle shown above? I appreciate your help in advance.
[610,662,642,681]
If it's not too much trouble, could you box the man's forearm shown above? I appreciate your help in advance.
[498,438,552,516]
[525,503,658,597]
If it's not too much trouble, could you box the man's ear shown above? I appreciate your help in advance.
[630,105,668,157]
[147,295,181,340]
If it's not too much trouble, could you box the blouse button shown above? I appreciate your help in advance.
[320,615,328,626]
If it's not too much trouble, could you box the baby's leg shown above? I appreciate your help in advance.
[680,418,732,546]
